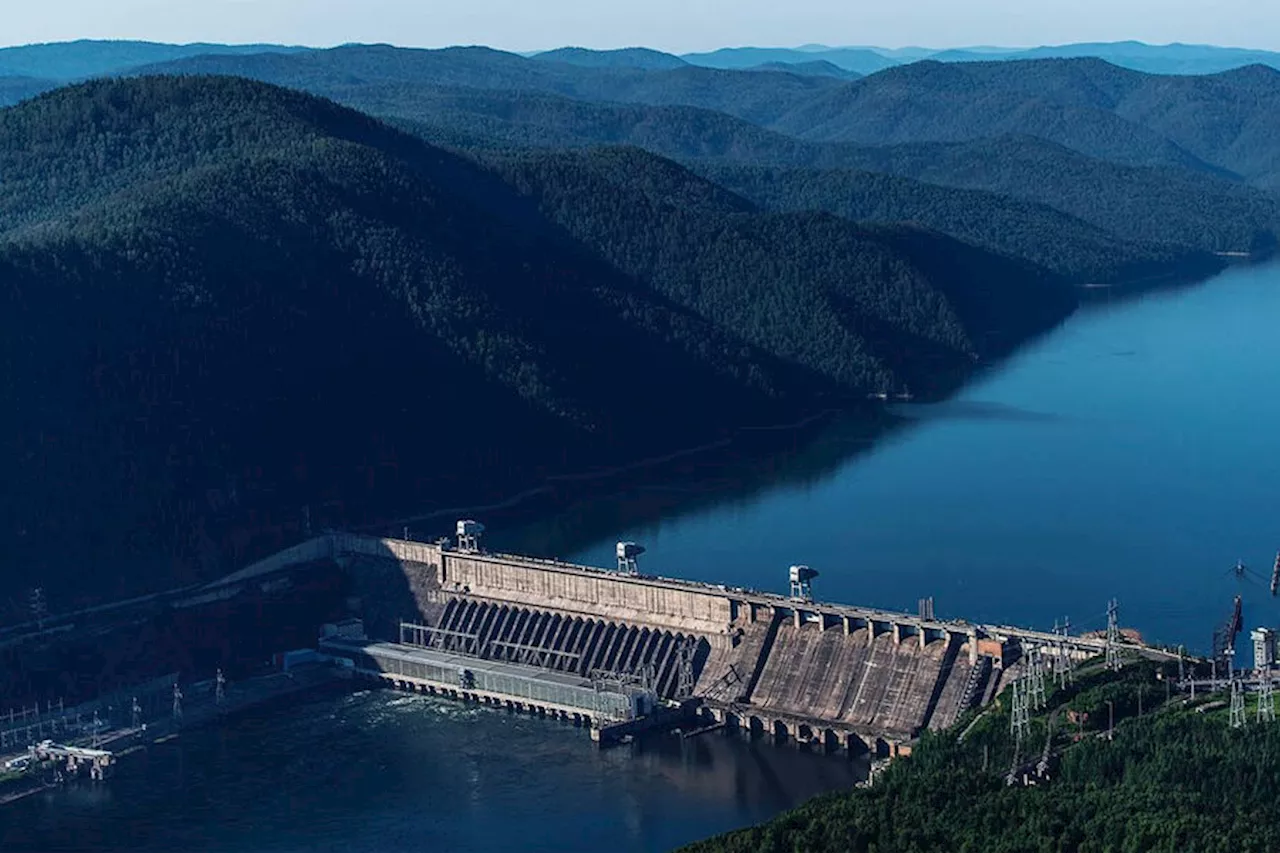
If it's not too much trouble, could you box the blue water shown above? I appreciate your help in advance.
[7,264,1279,851]
[506,264,1280,652]
[1,690,861,852]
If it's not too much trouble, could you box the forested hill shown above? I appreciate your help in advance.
[0,76,1071,609]
[125,51,1280,266]
[683,661,1280,853]
[695,163,1217,284]
[139,47,1280,189]
[488,146,1074,382]
[772,58,1280,187]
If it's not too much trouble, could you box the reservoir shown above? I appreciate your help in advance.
[500,262,1280,654]
[5,262,1278,850]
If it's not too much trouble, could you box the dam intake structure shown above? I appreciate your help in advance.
[220,525,1119,754]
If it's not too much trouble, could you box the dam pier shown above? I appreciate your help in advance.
[225,523,1119,756]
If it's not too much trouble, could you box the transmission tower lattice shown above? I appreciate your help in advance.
[1258,674,1276,724]
[1230,677,1247,729]
[1027,646,1048,711]
[1053,618,1075,687]
[132,696,142,730]
[172,683,184,721]
[1009,676,1031,745]
[1105,599,1123,671]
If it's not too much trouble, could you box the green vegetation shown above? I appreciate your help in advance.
[5,46,1277,632]
[488,147,1072,390]
[156,57,1278,258]
[694,163,1220,283]
[772,58,1280,188]
[0,77,1068,610]
[832,136,1280,253]
[685,661,1280,853]
[144,47,1280,189]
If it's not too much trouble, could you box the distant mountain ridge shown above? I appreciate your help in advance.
[131,44,844,126]
[131,45,1280,191]
[679,46,898,75]
[533,46,688,69]
[5,38,1279,82]
[0,39,308,80]
[129,52,1274,263]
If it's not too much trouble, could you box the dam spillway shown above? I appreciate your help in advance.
[228,531,1111,752]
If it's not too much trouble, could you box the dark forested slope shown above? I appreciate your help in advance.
[487,146,1074,388]
[840,135,1280,253]
[0,76,817,603]
[0,77,1070,608]
[684,663,1280,853]
[697,163,1218,283]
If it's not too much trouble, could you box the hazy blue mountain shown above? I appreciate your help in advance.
[856,46,943,60]
[680,46,898,75]
[532,46,688,69]
[935,41,1280,75]
[0,39,308,80]
[773,58,1280,186]
[0,75,56,106]
[135,44,844,125]
[757,41,1280,75]
[747,60,861,80]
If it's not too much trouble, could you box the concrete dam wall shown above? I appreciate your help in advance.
[234,533,1110,748]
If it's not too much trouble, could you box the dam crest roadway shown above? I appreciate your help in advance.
[218,523,1151,755]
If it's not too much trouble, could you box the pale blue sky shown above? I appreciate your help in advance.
[3,0,1277,53]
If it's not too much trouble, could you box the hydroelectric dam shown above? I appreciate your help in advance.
[220,524,1118,755]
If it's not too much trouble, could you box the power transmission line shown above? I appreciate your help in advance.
[1229,673,1246,730]
[1257,673,1275,724]
[1105,599,1123,671]
[1010,675,1030,744]
[1027,645,1047,711]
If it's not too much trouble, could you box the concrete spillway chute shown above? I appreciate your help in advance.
[457,519,485,554]
[789,565,818,602]
[616,542,645,575]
